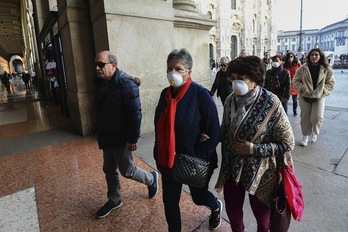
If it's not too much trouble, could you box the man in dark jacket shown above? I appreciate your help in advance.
[93,50,158,219]
[210,56,232,105]
[22,71,31,92]
[1,71,11,93]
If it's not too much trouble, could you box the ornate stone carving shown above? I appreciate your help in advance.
[232,22,242,31]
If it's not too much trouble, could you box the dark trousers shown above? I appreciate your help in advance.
[103,148,153,204]
[157,165,219,232]
[277,95,288,115]
[292,95,298,114]
[224,178,270,232]
[281,101,288,115]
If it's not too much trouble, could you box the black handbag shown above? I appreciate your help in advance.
[303,97,317,103]
[171,153,210,188]
[270,155,291,232]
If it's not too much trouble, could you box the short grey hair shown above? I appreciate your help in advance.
[167,48,193,70]
[220,56,229,64]
[108,54,118,64]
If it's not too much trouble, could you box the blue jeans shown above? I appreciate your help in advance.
[292,95,298,114]
[282,101,288,115]
[103,148,154,204]
[157,165,219,232]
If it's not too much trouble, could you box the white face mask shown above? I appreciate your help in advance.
[272,62,280,68]
[167,71,183,87]
[232,80,249,96]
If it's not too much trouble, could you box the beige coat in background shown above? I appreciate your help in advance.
[292,63,335,98]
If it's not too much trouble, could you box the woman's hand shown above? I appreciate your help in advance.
[282,97,288,103]
[200,133,210,142]
[234,140,254,154]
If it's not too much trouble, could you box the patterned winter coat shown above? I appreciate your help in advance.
[264,67,291,101]
[215,86,295,207]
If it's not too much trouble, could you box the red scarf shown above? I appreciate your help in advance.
[156,78,192,168]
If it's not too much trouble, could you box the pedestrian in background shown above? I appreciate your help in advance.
[154,48,222,231]
[215,56,295,232]
[264,55,291,114]
[293,48,336,146]
[93,50,158,219]
[300,53,307,65]
[262,51,272,71]
[22,71,31,92]
[238,49,248,57]
[284,51,302,116]
[210,56,232,106]
[0,71,11,93]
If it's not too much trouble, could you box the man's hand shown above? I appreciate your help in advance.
[127,143,137,151]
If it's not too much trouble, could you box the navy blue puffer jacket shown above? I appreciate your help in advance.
[154,81,220,168]
[93,69,141,149]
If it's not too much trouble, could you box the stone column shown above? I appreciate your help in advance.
[57,0,95,136]
[173,0,197,12]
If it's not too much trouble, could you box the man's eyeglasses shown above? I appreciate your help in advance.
[220,64,227,67]
[95,62,114,69]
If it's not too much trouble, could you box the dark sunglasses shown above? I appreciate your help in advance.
[289,56,294,58]
[95,62,114,69]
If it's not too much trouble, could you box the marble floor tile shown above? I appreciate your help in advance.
[0,187,40,232]
[0,137,230,231]
[0,80,70,140]
[0,78,230,231]
[0,106,27,126]
[0,153,34,196]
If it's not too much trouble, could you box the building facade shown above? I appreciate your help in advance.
[200,0,277,62]
[277,16,348,62]
[320,17,348,60]
[277,29,320,55]
[0,0,278,137]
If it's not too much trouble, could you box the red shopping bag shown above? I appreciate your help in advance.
[282,164,304,221]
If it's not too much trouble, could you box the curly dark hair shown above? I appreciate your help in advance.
[225,56,265,85]
[271,55,282,62]
[306,48,329,69]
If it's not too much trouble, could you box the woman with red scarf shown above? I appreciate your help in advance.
[284,52,302,116]
[154,49,222,231]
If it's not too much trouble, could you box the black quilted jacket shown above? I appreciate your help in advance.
[93,69,141,149]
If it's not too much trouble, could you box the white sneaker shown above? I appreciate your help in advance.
[300,136,308,147]
[312,134,318,143]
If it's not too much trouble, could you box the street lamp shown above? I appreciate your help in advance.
[298,0,303,52]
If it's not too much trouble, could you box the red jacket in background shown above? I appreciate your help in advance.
[285,63,301,95]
